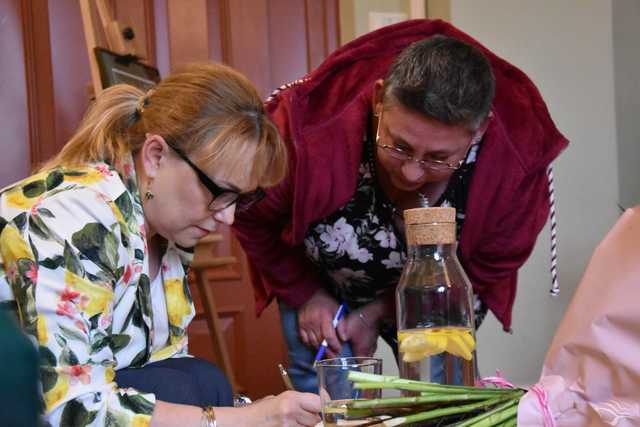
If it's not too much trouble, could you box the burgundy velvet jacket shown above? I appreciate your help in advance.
[233,20,568,331]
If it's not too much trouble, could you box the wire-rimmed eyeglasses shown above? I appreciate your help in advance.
[375,110,478,173]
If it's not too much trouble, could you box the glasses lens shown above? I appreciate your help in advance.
[235,188,266,212]
[209,192,239,211]
[425,161,450,172]
[384,146,410,161]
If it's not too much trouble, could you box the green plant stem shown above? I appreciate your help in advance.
[454,398,519,427]
[369,395,514,427]
[348,371,517,394]
[348,393,515,409]
[353,382,518,398]
[492,416,517,427]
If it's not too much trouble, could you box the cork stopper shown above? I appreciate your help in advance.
[404,207,456,245]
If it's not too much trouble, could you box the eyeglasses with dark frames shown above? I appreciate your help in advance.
[375,110,478,173]
[165,142,265,212]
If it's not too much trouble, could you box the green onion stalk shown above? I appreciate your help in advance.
[336,372,524,426]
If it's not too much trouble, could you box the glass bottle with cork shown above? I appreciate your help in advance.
[396,206,477,386]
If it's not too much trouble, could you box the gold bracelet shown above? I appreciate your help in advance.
[201,406,217,427]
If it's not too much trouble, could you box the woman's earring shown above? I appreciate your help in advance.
[145,180,155,200]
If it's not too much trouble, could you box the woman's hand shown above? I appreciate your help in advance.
[243,391,321,427]
[151,393,320,427]
[297,288,341,355]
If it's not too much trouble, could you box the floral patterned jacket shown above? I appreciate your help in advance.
[0,155,195,426]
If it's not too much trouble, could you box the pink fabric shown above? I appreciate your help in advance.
[531,384,556,427]
[233,19,568,330]
[476,370,516,389]
[518,207,640,426]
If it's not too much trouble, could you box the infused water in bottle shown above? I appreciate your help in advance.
[396,207,477,386]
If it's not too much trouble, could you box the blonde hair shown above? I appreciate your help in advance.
[41,63,287,189]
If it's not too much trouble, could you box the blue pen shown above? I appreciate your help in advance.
[314,303,346,362]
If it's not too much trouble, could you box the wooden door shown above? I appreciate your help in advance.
[0,0,31,187]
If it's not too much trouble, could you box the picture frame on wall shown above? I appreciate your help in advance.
[94,47,160,91]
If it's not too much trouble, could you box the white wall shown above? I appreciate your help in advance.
[613,0,640,209]
[450,0,620,385]
[339,0,414,45]
[372,0,622,385]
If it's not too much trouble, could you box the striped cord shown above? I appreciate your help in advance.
[547,164,560,296]
[265,78,309,103]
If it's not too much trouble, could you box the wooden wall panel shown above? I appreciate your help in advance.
[153,0,171,77]
[206,0,225,63]
[305,0,327,71]
[325,0,340,54]
[20,0,57,171]
[48,1,92,153]
[223,0,271,97]
[267,0,308,88]
[167,0,209,69]
[0,0,31,187]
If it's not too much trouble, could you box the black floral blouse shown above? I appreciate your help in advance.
[304,121,489,329]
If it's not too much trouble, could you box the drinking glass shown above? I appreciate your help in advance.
[315,357,383,426]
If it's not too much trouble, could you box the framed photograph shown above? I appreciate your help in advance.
[94,47,160,91]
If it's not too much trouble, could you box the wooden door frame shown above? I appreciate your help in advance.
[20,0,57,170]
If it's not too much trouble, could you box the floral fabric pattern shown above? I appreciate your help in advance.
[0,155,195,427]
[304,128,489,327]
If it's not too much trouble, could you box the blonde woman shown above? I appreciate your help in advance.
[0,63,320,427]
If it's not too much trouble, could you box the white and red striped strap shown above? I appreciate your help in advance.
[547,165,560,296]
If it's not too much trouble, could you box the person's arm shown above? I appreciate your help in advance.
[1,186,161,426]
[233,98,346,355]
[0,310,40,427]
[151,391,321,427]
[234,198,343,353]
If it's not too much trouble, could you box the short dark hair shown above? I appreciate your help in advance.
[382,35,495,130]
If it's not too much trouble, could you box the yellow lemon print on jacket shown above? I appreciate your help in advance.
[3,172,48,210]
[5,190,41,210]
[164,278,192,327]
[65,271,113,317]
[63,167,107,185]
[0,225,35,267]
[44,374,69,411]
[132,414,152,427]
[37,315,49,345]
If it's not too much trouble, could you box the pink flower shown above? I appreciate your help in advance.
[25,263,38,283]
[78,294,90,310]
[74,319,87,333]
[29,199,42,216]
[96,164,113,177]
[65,365,92,385]
[60,287,81,303]
[99,311,113,329]
[122,265,133,284]
[162,263,169,273]
[56,301,76,319]
[123,163,132,178]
